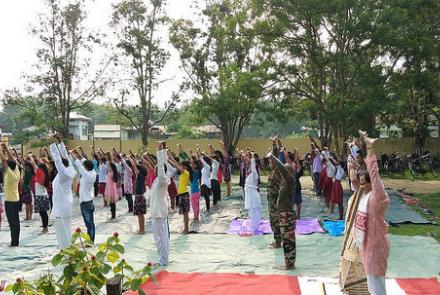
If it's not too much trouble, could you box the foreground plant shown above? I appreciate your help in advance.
[5,229,154,295]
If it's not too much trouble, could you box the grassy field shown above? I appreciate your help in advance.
[384,169,439,181]
[389,192,440,242]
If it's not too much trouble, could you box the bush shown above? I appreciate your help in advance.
[5,229,154,295]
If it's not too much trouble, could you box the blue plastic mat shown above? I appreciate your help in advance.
[322,220,345,236]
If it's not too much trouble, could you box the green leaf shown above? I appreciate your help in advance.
[106,251,120,263]
[102,263,112,274]
[112,244,125,254]
[4,285,13,292]
[139,289,146,295]
[80,232,91,241]
[63,264,75,280]
[113,265,122,274]
[87,284,101,294]
[131,278,142,290]
[98,243,107,252]
[96,251,106,261]
[107,236,117,245]
[51,253,63,266]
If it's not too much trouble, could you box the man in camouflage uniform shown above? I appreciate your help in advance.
[266,140,297,270]
[267,143,282,248]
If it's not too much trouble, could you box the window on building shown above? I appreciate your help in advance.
[82,125,88,136]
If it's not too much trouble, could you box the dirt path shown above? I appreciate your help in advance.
[381,179,440,194]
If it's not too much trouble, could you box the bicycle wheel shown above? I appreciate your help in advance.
[429,163,437,177]
[408,162,417,178]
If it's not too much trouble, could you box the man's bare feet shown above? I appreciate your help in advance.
[41,228,48,235]
[275,264,295,271]
[138,230,145,235]
[269,242,282,249]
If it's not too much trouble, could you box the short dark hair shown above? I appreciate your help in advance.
[358,170,370,183]
[7,160,17,170]
[61,158,69,167]
[83,160,94,171]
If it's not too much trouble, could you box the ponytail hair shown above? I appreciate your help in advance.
[182,161,193,180]
[38,163,50,188]
[110,163,120,183]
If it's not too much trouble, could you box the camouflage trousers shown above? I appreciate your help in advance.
[279,210,297,267]
[267,193,282,244]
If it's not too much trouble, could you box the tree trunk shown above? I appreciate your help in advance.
[141,120,149,149]
[414,126,427,155]
[222,131,234,155]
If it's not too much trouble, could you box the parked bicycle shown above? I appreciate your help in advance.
[386,152,407,175]
[407,151,437,178]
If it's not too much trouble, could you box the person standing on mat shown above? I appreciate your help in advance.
[265,143,297,270]
[198,146,212,213]
[168,153,192,234]
[71,148,97,242]
[240,149,262,234]
[49,134,76,249]
[266,138,282,248]
[355,131,390,295]
[151,142,171,265]
[1,143,21,246]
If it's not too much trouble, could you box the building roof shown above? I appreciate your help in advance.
[94,125,124,131]
[194,125,221,133]
[70,112,92,122]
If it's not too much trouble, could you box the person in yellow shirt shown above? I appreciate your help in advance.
[1,143,21,246]
[169,154,192,234]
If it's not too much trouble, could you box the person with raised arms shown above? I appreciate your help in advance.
[0,143,21,246]
[265,143,297,270]
[150,141,171,265]
[354,131,390,295]
[71,148,97,242]
[49,134,76,249]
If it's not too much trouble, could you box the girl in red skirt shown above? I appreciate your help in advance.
[330,156,345,220]
[318,158,328,196]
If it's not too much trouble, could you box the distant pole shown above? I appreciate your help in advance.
[119,125,122,151]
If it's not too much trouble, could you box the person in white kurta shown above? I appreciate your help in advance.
[150,148,171,265]
[244,155,262,234]
[50,138,76,249]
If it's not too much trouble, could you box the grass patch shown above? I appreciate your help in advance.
[389,224,440,242]
[384,169,439,181]
[389,192,440,242]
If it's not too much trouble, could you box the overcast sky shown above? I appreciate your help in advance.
[0,0,198,108]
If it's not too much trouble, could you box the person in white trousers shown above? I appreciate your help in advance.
[150,142,171,265]
[241,150,262,234]
[49,134,76,249]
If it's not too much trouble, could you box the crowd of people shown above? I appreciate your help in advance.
[0,131,390,294]
[0,135,235,266]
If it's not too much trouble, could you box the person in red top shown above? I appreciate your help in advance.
[29,155,51,234]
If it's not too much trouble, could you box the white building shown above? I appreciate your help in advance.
[68,112,92,140]
[427,115,439,138]
[377,124,403,138]
[94,125,129,140]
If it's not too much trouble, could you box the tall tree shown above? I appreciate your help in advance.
[252,0,395,153]
[4,0,110,137]
[111,0,177,148]
[170,0,274,153]
[380,0,440,154]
